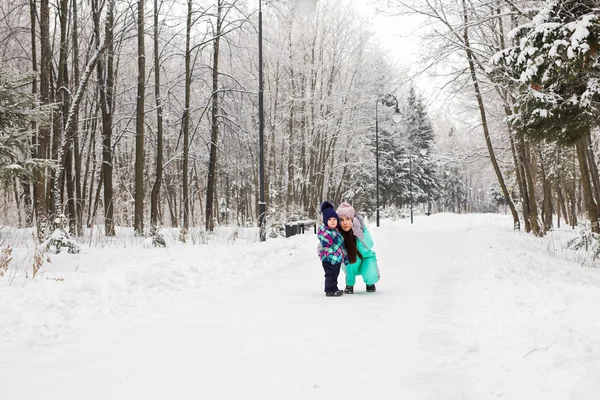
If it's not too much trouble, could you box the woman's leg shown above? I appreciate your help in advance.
[344,260,361,286]
[360,256,380,285]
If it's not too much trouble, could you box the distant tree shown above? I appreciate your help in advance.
[399,87,441,208]
[442,166,465,213]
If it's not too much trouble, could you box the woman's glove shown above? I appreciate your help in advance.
[352,217,364,240]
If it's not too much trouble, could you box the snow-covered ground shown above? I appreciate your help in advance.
[1,213,600,399]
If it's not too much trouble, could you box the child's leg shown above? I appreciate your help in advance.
[360,256,380,285]
[332,262,341,290]
[322,261,339,292]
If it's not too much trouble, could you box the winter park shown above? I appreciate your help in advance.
[1,0,600,398]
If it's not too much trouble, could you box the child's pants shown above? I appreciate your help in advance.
[345,255,379,286]
[322,261,341,292]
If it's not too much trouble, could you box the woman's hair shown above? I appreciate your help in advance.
[340,228,362,264]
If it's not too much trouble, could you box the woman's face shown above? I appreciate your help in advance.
[339,216,353,232]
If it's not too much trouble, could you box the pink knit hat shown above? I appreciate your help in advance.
[336,202,355,219]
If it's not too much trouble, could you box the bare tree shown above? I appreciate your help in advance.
[134,0,146,235]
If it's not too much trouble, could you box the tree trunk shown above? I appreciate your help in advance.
[134,0,146,235]
[538,149,552,232]
[575,134,600,233]
[462,0,520,231]
[36,0,51,240]
[71,0,83,236]
[286,28,296,211]
[205,0,223,232]
[24,0,38,228]
[181,0,193,232]
[521,139,542,235]
[92,0,116,236]
[585,132,600,217]
[55,0,70,225]
[511,130,530,232]
[150,0,164,233]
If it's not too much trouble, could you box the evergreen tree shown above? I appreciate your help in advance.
[377,125,403,207]
[490,0,600,144]
[398,86,441,208]
[442,166,465,213]
[490,0,600,231]
[0,70,50,190]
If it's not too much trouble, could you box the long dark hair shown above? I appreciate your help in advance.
[340,228,362,264]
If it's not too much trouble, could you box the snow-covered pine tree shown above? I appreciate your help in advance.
[490,0,600,232]
[491,0,599,144]
[0,69,51,190]
[442,166,465,213]
[398,86,440,209]
[375,125,403,209]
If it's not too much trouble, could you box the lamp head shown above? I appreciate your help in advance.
[391,108,402,124]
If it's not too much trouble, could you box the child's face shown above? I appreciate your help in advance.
[327,217,338,229]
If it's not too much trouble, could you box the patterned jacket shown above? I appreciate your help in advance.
[317,225,346,265]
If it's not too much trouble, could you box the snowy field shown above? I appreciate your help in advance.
[1,213,600,399]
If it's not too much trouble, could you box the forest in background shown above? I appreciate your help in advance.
[0,0,599,245]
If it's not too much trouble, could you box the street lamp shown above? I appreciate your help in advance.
[409,147,428,224]
[375,94,402,227]
[258,0,266,241]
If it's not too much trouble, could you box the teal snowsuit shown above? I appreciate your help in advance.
[344,223,379,286]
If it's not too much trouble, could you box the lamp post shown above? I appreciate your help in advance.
[375,94,402,227]
[258,0,266,241]
[409,147,428,224]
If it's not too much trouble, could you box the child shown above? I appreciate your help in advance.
[317,201,346,297]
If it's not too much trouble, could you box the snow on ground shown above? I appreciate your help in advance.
[1,213,600,399]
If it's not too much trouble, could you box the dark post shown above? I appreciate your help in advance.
[258,0,266,241]
[409,151,413,224]
[375,99,380,227]
[375,94,401,227]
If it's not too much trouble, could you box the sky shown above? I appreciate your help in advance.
[353,0,425,72]
[2,213,600,399]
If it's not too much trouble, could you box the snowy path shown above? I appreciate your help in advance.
[2,214,600,399]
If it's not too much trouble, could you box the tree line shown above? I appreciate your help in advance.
[1,0,437,240]
[385,0,600,235]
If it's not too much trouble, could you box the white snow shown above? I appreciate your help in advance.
[1,213,600,399]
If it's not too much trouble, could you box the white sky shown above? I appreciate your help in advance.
[2,213,600,398]
[352,0,425,70]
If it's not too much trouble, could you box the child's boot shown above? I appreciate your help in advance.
[343,285,354,294]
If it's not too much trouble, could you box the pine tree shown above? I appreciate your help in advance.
[490,0,600,231]
[377,125,402,207]
[398,86,441,209]
[442,166,465,213]
[0,70,50,189]
[490,0,600,144]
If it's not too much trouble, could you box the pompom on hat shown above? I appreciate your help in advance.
[336,202,356,220]
[320,201,339,225]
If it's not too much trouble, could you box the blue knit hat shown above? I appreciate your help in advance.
[320,201,339,225]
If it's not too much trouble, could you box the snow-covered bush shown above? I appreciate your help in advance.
[566,223,600,262]
[39,226,81,254]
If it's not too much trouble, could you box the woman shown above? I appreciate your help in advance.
[336,202,380,293]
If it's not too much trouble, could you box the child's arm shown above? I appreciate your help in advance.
[317,225,334,248]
